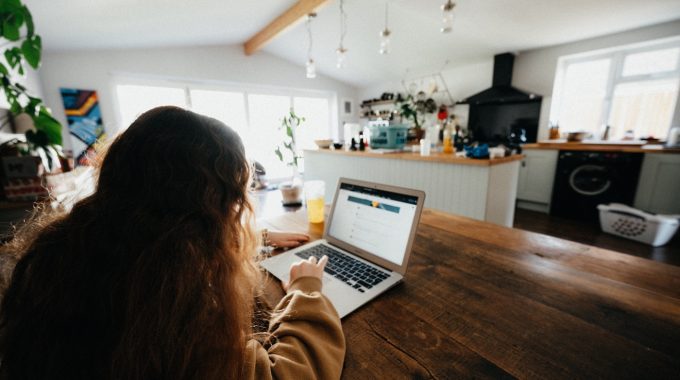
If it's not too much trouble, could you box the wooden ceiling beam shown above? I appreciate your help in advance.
[243,0,330,56]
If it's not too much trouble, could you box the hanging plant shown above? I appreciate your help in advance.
[0,0,62,146]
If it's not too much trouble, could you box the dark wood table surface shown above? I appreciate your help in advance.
[259,208,680,379]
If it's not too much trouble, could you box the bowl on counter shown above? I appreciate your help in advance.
[314,139,332,149]
[566,131,589,142]
[332,142,344,150]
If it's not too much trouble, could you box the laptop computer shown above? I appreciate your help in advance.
[260,178,425,318]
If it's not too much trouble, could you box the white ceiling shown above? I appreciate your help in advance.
[24,0,680,88]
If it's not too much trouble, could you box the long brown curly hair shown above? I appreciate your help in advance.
[0,106,260,379]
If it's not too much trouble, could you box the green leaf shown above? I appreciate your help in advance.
[0,62,7,75]
[286,125,293,138]
[21,35,41,69]
[32,107,62,146]
[22,5,34,37]
[4,47,21,69]
[274,147,283,162]
[2,11,23,41]
[8,98,21,114]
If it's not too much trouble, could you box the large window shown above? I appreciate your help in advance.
[551,38,680,140]
[115,82,334,180]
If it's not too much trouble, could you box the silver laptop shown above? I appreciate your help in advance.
[260,178,425,318]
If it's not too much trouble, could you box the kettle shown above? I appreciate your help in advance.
[666,127,680,148]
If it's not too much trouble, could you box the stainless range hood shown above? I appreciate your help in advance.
[459,53,541,105]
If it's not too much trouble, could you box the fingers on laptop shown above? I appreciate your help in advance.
[318,255,328,268]
[287,255,329,285]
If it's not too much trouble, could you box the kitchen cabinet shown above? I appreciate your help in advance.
[634,153,680,214]
[516,149,558,213]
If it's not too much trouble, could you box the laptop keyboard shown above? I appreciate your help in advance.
[295,244,390,293]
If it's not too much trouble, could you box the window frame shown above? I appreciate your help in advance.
[111,75,337,180]
[551,37,680,137]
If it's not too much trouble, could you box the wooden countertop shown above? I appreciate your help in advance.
[259,209,680,379]
[524,141,680,154]
[305,148,523,166]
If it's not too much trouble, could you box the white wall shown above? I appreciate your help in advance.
[359,19,680,141]
[0,63,44,111]
[38,44,359,151]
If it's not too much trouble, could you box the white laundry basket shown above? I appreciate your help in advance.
[597,203,680,247]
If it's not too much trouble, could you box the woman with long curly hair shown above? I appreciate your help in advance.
[0,106,345,379]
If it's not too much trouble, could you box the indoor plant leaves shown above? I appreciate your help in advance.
[20,35,40,68]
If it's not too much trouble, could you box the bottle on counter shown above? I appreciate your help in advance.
[442,121,454,154]
[549,123,560,140]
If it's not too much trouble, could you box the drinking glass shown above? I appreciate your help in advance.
[304,180,325,223]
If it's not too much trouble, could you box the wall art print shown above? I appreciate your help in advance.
[60,88,106,165]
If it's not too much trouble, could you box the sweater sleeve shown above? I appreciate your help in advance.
[243,276,346,380]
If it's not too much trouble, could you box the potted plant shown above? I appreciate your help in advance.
[274,109,305,205]
[398,92,437,141]
[0,1,64,167]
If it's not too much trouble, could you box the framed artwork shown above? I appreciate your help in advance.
[60,88,106,165]
[342,98,354,117]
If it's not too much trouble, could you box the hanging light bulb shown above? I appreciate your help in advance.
[379,2,391,55]
[440,0,455,33]
[336,47,347,68]
[306,58,316,78]
[336,0,348,68]
[305,13,317,79]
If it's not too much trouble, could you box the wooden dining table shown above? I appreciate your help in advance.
[258,208,680,379]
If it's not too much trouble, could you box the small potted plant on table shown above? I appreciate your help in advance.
[274,109,305,205]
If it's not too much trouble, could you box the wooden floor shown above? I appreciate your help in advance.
[514,208,680,267]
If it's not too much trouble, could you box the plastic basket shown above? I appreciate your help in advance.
[597,203,680,247]
[368,124,409,149]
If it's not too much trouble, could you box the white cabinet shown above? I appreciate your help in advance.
[634,153,680,214]
[516,149,558,213]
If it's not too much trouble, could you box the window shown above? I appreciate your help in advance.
[116,85,187,129]
[551,39,680,140]
[115,82,334,180]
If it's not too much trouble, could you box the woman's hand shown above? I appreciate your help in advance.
[284,255,328,291]
[268,231,310,248]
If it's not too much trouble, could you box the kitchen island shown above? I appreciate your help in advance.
[304,149,523,227]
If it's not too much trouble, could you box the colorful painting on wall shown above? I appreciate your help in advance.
[59,88,106,165]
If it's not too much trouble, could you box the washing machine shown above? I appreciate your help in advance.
[550,151,643,221]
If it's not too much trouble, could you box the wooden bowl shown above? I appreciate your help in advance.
[314,139,332,149]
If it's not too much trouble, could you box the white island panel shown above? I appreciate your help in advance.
[304,150,520,226]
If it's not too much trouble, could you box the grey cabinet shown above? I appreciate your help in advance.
[517,149,558,213]
[634,153,680,214]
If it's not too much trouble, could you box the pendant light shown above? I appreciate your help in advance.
[440,0,455,33]
[305,13,317,79]
[379,1,391,55]
[336,0,348,68]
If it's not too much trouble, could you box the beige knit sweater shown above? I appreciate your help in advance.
[243,277,346,379]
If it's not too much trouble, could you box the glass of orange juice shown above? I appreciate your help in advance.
[304,180,325,224]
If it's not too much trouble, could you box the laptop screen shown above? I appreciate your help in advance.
[328,182,419,266]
